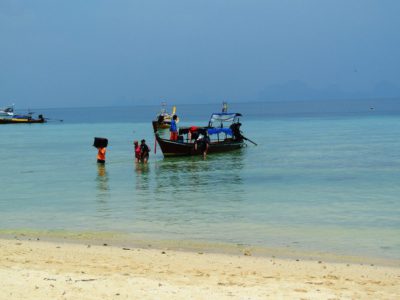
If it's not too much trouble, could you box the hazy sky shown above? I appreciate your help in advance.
[1,0,399,108]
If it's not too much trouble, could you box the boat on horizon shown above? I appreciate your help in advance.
[0,105,15,117]
[0,105,46,124]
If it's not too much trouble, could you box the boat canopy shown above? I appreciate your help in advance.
[3,107,14,113]
[0,105,14,117]
[208,112,242,128]
[179,126,233,136]
[207,127,232,136]
[209,112,241,123]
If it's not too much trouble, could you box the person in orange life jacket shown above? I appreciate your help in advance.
[97,147,106,164]
[170,114,178,141]
[134,140,141,163]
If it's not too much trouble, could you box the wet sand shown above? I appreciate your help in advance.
[0,238,399,299]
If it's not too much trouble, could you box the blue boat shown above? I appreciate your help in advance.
[0,105,46,124]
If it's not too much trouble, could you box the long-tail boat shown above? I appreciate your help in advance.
[152,102,177,131]
[0,117,46,124]
[153,111,253,157]
[0,105,46,124]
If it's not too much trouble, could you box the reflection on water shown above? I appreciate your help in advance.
[126,151,247,229]
[95,164,111,217]
[96,163,109,194]
[135,163,150,191]
[125,150,249,241]
[154,150,245,197]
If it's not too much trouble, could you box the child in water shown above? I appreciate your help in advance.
[134,140,141,163]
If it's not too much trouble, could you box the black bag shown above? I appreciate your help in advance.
[93,137,108,148]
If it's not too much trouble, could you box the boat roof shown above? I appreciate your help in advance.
[207,127,233,135]
[209,112,242,123]
[0,106,14,113]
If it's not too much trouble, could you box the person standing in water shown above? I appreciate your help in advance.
[134,140,141,163]
[195,132,210,159]
[170,114,178,141]
[97,147,106,164]
[140,139,150,163]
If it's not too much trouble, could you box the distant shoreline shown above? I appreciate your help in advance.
[13,96,400,111]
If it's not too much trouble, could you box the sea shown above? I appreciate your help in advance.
[1,100,399,263]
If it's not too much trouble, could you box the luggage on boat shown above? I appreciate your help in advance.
[93,137,108,148]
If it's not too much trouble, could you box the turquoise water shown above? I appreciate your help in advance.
[1,104,399,261]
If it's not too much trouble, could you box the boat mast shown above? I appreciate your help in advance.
[222,101,228,113]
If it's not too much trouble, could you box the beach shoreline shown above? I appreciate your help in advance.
[1,230,399,267]
[1,237,399,299]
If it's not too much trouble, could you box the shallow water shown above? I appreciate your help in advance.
[1,103,399,261]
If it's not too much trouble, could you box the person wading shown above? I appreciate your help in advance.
[140,139,150,163]
[134,140,141,163]
[195,132,210,159]
[97,147,106,164]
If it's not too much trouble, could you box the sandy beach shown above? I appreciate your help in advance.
[0,238,399,300]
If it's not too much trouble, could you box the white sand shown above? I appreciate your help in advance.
[0,238,399,299]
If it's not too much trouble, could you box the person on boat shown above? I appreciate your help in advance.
[230,122,244,141]
[157,114,165,125]
[194,132,210,159]
[97,147,106,164]
[170,114,178,141]
[188,126,199,142]
[140,139,150,163]
[134,140,141,163]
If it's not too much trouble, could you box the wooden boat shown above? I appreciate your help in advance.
[0,105,46,124]
[0,115,46,124]
[153,112,248,157]
[153,102,177,131]
[155,133,244,157]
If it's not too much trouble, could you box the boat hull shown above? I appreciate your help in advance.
[152,120,171,131]
[155,134,244,157]
[0,118,46,124]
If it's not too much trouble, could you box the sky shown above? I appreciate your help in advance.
[1,0,400,108]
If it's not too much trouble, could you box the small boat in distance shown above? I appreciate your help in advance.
[0,105,15,117]
[153,103,255,157]
[0,105,46,124]
[152,102,177,131]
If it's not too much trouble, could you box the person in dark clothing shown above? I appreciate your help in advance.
[230,122,243,141]
[140,139,150,163]
[194,133,210,159]
[157,115,164,125]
